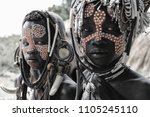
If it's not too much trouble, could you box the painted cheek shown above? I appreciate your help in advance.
[98,33,124,55]
[35,45,48,60]
[114,36,125,55]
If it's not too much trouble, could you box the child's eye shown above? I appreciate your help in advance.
[108,27,113,31]
[37,41,43,45]
[83,27,93,32]
[84,28,88,32]
[36,41,47,45]
[23,41,29,46]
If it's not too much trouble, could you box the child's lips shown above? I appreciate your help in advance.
[89,49,109,58]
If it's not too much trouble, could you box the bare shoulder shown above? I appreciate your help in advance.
[110,68,150,99]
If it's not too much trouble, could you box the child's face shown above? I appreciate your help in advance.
[21,21,48,69]
[81,3,125,66]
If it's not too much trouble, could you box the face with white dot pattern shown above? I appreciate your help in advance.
[81,3,125,67]
[21,21,48,69]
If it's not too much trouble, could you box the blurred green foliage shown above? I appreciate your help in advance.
[48,0,71,20]
[0,35,20,73]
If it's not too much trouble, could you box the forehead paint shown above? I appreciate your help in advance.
[81,4,124,55]
[32,24,46,38]
[22,24,46,39]
[84,4,94,18]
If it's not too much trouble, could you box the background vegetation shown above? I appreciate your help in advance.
[48,0,71,20]
[0,35,20,73]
